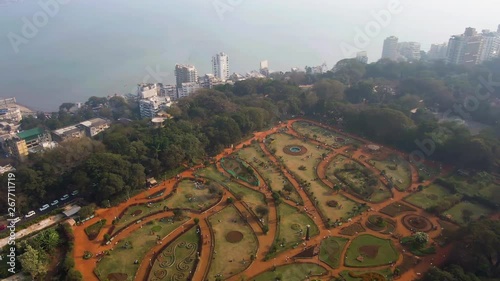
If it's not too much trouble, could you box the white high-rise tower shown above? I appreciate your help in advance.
[212,52,229,81]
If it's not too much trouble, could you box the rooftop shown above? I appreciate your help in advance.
[53,125,81,136]
[63,206,81,217]
[79,118,108,128]
[17,127,45,141]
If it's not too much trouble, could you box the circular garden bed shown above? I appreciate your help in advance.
[283,145,308,156]
[225,231,244,243]
[365,215,396,234]
[402,214,433,232]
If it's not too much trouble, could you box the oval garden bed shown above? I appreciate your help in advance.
[402,214,433,232]
[226,231,244,243]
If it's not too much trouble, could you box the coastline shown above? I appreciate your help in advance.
[15,103,38,114]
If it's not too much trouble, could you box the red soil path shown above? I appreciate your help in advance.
[73,119,461,281]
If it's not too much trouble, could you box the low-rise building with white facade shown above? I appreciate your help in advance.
[139,96,172,119]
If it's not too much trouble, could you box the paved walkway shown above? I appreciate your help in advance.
[0,213,68,248]
[73,119,456,281]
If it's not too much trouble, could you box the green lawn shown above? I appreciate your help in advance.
[344,234,399,267]
[370,154,412,191]
[111,203,165,236]
[415,162,441,181]
[405,184,462,210]
[165,179,221,211]
[443,173,500,205]
[196,165,268,223]
[335,167,391,203]
[292,121,363,148]
[268,134,363,222]
[271,203,319,256]
[319,236,349,269]
[237,144,303,204]
[325,155,350,185]
[207,205,258,280]
[442,201,492,225]
[251,263,327,281]
[96,217,188,281]
[147,226,199,281]
[268,133,329,182]
[196,165,228,183]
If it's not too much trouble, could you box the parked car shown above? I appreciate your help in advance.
[39,204,50,211]
[60,194,69,201]
[25,211,36,218]
[50,200,59,206]
[0,224,6,231]
[71,190,79,196]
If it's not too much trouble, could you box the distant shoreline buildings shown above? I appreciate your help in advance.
[381,24,500,65]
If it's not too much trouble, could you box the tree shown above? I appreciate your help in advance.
[19,245,47,279]
[66,268,84,281]
[194,218,200,224]
[262,225,269,234]
[33,228,60,252]
[462,209,473,223]
[78,204,95,219]
[422,265,480,281]
[412,232,429,248]
[173,209,184,220]
[255,205,269,218]
[451,219,500,277]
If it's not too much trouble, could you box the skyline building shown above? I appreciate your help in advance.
[478,30,500,63]
[175,64,198,88]
[427,43,448,61]
[260,60,269,77]
[212,52,229,81]
[381,36,399,60]
[446,27,484,65]
[398,42,421,61]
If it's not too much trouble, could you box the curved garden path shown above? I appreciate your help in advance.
[73,119,457,281]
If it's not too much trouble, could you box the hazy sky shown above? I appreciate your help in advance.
[0,0,499,110]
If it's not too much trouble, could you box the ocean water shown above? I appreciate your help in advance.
[0,0,498,111]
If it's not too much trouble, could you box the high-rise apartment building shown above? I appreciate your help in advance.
[175,64,198,88]
[381,36,399,60]
[446,28,484,65]
[478,30,500,63]
[212,52,229,81]
[260,60,269,77]
[427,43,448,61]
[398,42,421,61]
